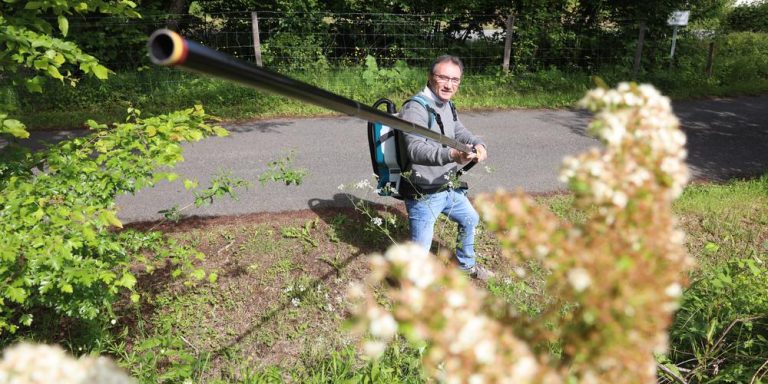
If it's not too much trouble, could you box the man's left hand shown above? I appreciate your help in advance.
[474,144,488,162]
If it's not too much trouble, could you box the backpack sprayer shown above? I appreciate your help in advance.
[146,29,477,197]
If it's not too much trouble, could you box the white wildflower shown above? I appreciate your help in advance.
[446,290,467,308]
[512,355,538,380]
[355,179,372,190]
[568,268,592,292]
[371,217,383,227]
[406,256,436,289]
[473,339,496,364]
[454,317,486,353]
[291,298,301,307]
[612,191,628,208]
[665,283,682,298]
[368,308,398,340]
[670,230,686,245]
[404,287,426,312]
[363,341,387,358]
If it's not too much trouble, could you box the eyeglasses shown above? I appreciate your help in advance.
[433,74,461,86]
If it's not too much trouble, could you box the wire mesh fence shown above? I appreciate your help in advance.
[15,10,730,108]
[65,11,688,73]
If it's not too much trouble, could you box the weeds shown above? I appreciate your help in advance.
[281,218,320,249]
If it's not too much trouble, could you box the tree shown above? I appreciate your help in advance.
[0,0,139,138]
[725,0,768,32]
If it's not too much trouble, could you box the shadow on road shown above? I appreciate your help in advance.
[221,119,293,134]
[535,97,768,182]
[675,97,768,182]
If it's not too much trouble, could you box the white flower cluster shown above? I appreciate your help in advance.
[353,244,546,383]
[562,82,689,206]
[354,179,373,190]
[0,343,134,384]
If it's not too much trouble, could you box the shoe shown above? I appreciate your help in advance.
[466,264,495,282]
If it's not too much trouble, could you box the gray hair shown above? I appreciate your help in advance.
[430,55,464,75]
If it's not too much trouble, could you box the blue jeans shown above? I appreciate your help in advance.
[404,189,480,270]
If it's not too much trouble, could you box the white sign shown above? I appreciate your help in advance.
[668,11,690,26]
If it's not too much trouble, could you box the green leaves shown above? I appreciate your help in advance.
[0,106,228,334]
[0,114,29,138]
[57,15,68,36]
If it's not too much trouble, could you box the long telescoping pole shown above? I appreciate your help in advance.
[146,29,474,154]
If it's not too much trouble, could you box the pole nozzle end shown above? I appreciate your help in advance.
[147,29,188,66]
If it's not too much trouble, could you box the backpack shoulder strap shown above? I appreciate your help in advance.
[405,95,437,130]
[448,101,457,121]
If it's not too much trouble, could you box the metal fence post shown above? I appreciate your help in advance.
[632,21,646,79]
[251,11,263,67]
[502,15,516,73]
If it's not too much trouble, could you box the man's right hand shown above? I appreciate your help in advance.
[449,148,477,164]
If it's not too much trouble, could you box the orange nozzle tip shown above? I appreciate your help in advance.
[148,29,189,66]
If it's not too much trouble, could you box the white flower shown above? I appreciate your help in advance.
[446,290,466,307]
[670,230,686,245]
[612,191,628,208]
[512,355,538,380]
[454,317,487,353]
[355,179,372,190]
[568,268,592,292]
[367,308,398,340]
[406,257,436,289]
[665,283,682,298]
[371,217,383,226]
[291,298,301,307]
[363,341,387,358]
[0,343,134,384]
[473,339,496,364]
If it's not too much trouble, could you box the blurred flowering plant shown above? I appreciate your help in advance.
[0,343,134,384]
[350,83,693,383]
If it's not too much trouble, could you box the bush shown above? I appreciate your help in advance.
[725,1,768,33]
[0,106,226,335]
[714,32,768,84]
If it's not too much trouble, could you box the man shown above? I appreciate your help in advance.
[399,55,494,281]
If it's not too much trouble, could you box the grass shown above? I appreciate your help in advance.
[47,175,756,382]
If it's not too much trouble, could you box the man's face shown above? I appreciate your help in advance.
[428,61,462,102]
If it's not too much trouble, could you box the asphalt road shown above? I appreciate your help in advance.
[11,95,768,223]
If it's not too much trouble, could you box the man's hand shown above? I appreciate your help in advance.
[474,144,488,162]
[449,148,477,164]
